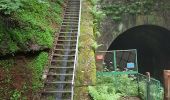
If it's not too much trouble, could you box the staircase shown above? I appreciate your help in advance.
[40,0,81,99]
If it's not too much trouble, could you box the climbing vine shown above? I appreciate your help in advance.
[101,0,158,21]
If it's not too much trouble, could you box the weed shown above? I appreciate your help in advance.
[29,52,48,91]
[10,90,21,100]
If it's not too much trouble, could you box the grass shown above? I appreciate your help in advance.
[29,52,48,91]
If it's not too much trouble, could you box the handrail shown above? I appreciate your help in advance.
[71,0,82,100]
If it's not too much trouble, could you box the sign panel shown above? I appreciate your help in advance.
[127,62,135,68]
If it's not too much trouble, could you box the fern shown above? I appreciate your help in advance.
[88,86,121,100]
[91,41,102,51]
[0,0,23,14]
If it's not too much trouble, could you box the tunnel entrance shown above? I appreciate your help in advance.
[108,25,170,83]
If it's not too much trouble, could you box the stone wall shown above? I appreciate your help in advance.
[98,0,170,51]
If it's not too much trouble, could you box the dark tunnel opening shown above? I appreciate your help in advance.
[108,25,170,83]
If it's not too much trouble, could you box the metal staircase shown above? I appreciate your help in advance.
[40,0,81,99]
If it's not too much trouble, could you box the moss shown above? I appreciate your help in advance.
[29,52,48,91]
[0,0,64,55]
[74,0,96,99]
[0,59,14,69]
[74,87,90,100]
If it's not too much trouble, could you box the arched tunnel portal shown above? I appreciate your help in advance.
[108,25,170,82]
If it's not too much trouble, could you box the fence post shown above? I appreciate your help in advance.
[146,72,151,100]
[164,70,170,100]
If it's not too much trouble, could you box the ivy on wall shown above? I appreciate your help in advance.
[101,0,158,21]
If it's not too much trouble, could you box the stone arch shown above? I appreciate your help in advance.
[107,25,170,82]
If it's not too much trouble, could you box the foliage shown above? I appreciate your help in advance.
[88,86,121,100]
[90,5,105,40]
[0,59,14,69]
[29,52,48,91]
[0,0,64,55]
[91,41,102,52]
[89,75,138,100]
[10,90,21,100]
[102,0,157,21]
[97,75,138,96]
[0,0,23,14]
[88,0,99,6]
[138,80,164,100]
[91,74,164,100]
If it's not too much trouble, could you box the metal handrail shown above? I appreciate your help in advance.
[71,0,82,100]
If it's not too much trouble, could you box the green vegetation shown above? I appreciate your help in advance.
[10,90,22,100]
[29,52,48,91]
[0,52,48,99]
[88,75,164,100]
[74,0,96,99]
[101,0,158,21]
[0,0,64,99]
[0,0,22,14]
[89,0,105,40]
[0,0,64,55]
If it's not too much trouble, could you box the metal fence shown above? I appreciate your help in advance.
[96,49,138,75]
[137,73,164,100]
[96,74,164,100]
[95,49,164,100]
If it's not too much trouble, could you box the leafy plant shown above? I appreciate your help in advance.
[0,0,23,14]
[102,0,157,21]
[88,86,121,100]
[91,41,102,52]
[93,74,164,100]
[0,0,64,55]
[88,0,99,6]
[29,52,48,91]
[10,90,21,100]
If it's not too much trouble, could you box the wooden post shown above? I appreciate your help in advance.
[146,72,151,100]
[164,70,170,100]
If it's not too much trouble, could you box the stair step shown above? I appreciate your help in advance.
[61,25,78,27]
[43,90,72,93]
[64,13,79,15]
[62,22,78,25]
[60,29,78,32]
[61,26,78,29]
[47,73,73,76]
[58,40,77,42]
[51,60,74,62]
[48,67,74,74]
[63,19,79,22]
[45,81,72,84]
[56,41,77,45]
[67,3,80,4]
[55,45,76,50]
[54,49,76,51]
[53,54,75,57]
[51,60,75,66]
[49,66,74,69]
[65,11,79,13]
[64,14,79,17]
[54,45,76,49]
[59,32,77,35]
[55,43,77,46]
[57,40,77,42]
[62,22,78,24]
[59,36,77,38]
